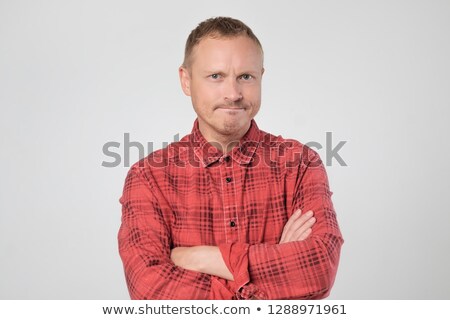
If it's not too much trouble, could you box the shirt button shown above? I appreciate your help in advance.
[224,156,231,162]
[225,177,232,183]
[230,221,236,227]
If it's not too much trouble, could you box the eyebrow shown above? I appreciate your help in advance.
[202,70,260,75]
[203,70,225,74]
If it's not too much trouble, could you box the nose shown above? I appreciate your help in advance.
[224,78,243,102]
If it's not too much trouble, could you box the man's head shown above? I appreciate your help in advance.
[179,17,264,146]
[182,17,263,69]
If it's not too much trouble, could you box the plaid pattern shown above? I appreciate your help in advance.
[118,119,343,299]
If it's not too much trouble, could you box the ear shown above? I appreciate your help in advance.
[179,66,191,96]
[261,67,265,76]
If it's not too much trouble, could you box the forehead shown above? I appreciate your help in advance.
[190,36,263,70]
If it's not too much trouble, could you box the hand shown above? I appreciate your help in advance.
[279,209,316,244]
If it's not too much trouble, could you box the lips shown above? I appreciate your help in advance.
[215,105,247,110]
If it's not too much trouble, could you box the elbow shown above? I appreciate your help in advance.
[263,233,343,300]
[293,233,342,300]
[300,268,337,300]
[123,259,171,300]
[309,271,335,300]
[125,269,166,300]
[123,266,154,300]
[309,234,343,299]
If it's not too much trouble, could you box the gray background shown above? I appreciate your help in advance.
[1,0,449,299]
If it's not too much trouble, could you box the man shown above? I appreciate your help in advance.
[118,17,343,300]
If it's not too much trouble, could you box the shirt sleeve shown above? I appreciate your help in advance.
[118,166,235,300]
[218,148,344,300]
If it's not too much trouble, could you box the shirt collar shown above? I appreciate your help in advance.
[191,119,261,167]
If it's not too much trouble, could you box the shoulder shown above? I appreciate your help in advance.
[125,132,195,179]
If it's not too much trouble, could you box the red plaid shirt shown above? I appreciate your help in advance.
[118,119,343,299]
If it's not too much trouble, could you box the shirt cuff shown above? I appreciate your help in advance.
[218,242,267,299]
[210,277,235,300]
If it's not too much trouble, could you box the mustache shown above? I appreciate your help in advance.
[214,101,249,109]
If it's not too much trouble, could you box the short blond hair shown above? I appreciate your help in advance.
[182,17,263,68]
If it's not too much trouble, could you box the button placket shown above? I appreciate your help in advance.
[220,157,238,242]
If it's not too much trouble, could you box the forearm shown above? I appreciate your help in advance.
[121,253,209,299]
[247,233,343,299]
[171,246,234,281]
[216,231,343,300]
[119,222,218,299]
[217,195,343,299]
[169,236,342,300]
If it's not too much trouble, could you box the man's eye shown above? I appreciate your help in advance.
[210,74,221,79]
[240,74,253,80]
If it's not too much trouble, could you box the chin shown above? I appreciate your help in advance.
[221,119,250,135]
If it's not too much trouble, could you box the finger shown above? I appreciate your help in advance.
[291,217,316,241]
[281,211,314,243]
[284,209,302,231]
[286,210,313,235]
[280,209,302,243]
[298,228,312,241]
[280,209,304,243]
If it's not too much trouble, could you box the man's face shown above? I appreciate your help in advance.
[179,36,264,142]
